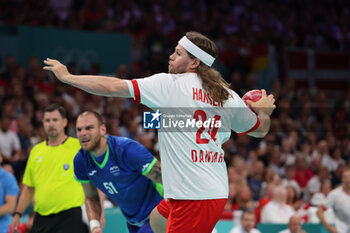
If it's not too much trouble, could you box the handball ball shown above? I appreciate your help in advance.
[242,89,262,112]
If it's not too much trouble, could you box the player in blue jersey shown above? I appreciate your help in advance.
[73,111,163,233]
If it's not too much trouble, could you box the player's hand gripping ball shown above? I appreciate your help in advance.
[242,89,262,113]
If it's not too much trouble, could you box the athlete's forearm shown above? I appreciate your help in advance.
[144,160,162,184]
[97,189,105,211]
[248,112,271,138]
[82,183,102,221]
[317,206,333,231]
[85,196,102,221]
[0,196,16,216]
[15,186,34,214]
[96,189,106,228]
[65,74,131,98]
[44,58,130,97]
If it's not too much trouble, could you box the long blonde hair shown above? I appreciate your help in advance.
[185,32,231,102]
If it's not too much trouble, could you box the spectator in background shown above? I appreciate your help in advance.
[232,156,249,186]
[278,215,306,233]
[269,148,285,177]
[0,55,16,83]
[0,115,23,164]
[27,56,41,79]
[247,160,264,201]
[12,115,33,181]
[0,155,19,233]
[317,167,350,233]
[280,137,296,166]
[229,210,261,233]
[311,140,333,172]
[310,180,332,206]
[331,164,345,187]
[294,155,313,189]
[255,182,275,222]
[282,165,301,198]
[261,185,295,223]
[232,185,254,211]
[286,185,304,211]
[17,115,33,156]
[330,147,346,172]
[304,167,329,202]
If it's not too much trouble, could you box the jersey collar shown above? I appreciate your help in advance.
[89,136,109,169]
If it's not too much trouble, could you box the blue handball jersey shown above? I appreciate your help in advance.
[74,136,163,227]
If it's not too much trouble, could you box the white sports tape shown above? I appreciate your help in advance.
[90,219,101,231]
[178,36,215,67]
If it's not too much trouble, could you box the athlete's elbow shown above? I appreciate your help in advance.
[107,80,129,97]
[248,130,268,138]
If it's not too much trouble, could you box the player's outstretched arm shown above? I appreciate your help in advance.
[247,89,276,138]
[82,183,103,233]
[43,58,131,98]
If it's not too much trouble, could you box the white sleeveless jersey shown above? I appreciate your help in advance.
[127,73,259,200]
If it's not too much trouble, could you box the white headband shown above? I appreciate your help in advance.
[178,36,215,67]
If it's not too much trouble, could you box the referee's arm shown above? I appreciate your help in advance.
[12,185,34,230]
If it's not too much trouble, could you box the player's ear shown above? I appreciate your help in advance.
[100,124,107,135]
[190,58,200,69]
[63,118,68,128]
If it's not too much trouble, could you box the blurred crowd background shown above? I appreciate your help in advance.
[0,0,350,224]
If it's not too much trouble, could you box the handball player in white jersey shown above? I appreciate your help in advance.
[43,31,275,233]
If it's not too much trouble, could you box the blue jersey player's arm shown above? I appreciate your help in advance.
[143,159,162,184]
[73,152,105,232]
[123,140,162,184]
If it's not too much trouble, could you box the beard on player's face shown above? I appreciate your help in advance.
[168,60,191,74]
[80,134,101,152]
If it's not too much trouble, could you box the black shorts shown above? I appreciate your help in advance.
[32,207,88,233]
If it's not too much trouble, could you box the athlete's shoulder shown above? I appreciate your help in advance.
[171,72,198,80]
[107,135,135,148]
[224,89,245,107]
[145,73,172,80]
[146,72,196,81]
[107,135,125,144]
[74,148,87,162]
[75,146,88,156]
